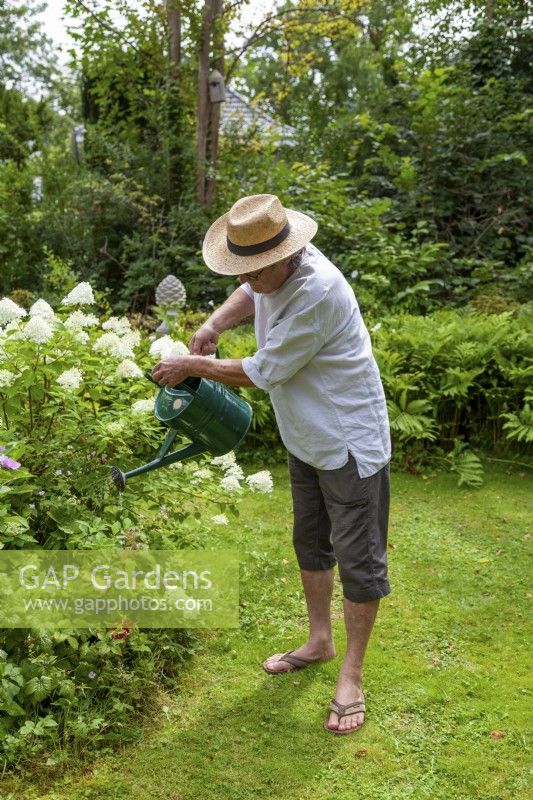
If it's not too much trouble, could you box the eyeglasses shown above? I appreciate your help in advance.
[239,258,287,281]
[239,266,268,281]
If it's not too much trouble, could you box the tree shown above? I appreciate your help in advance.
[234,0,533,297]
[0,0,56,90]
[195,0,223,206]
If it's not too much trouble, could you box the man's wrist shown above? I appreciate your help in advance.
[189,355,216,379]
[186,355,252,387]
[203,318,222,336]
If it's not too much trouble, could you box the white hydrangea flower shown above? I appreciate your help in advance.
[61,282,95,306]
[211,451,236,470]
[93,332,134,359]
[114,338,135,358]
[115,359,143,379]
[192,467,213,480]
[211,514,229,526]
[121,329,141,349]
[0,298,26,325]
[23,316,54,344]
[64,311,99,330]
[0,369,15,388]
[92,332,119,354]
[132,398,155,414]
[70,328,89,345]
[246,470,273,493]
[102,316,132,335]
[220,474,241,492]
[225,463,245,481]
[29,299,55,319]
[149,336,189,360]
[211,450,244,481]
[56,367,83,390]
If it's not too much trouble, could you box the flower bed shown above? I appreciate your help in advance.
[0,285,272,770]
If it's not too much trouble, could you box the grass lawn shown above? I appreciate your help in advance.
[0,460,531,800]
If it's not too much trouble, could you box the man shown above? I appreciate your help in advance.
[152,193,391,735]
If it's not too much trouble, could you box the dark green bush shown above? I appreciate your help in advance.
[215,305,533,480]
[371,305,532,449]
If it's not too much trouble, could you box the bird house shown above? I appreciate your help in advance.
[208,70,226,104]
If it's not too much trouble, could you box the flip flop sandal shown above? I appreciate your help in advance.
[324,694,366,735]
[262,649,322,674]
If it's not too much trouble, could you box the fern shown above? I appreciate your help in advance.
[446,441,484,487]
[373,348,405,384]
[440,366,483,399]
[501,403,533,443]
[452,341,489,368]
[387,391,437,442]
[239,387,272,430]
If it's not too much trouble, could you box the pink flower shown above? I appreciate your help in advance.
[0,455,21,470]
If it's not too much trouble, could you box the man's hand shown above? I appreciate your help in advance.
[189,322,219,356]
[152,354,255,388]
[152,357,193,388]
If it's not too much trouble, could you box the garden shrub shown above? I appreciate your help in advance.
[370,304,533,477]
[0,285,273,770]
[207,303,533,482]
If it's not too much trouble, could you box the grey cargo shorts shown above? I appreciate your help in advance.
[287,450,391,603]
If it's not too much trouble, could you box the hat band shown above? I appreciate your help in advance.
[227,222,291,256]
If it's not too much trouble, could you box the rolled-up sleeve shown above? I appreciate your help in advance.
[242,290,332,391]
[239,282,254,299]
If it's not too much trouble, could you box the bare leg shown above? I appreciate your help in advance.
[326,597,380,732]
[263,568,336,673]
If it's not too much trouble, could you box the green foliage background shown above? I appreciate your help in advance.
[1,0,532,312]
[0,0,532,772]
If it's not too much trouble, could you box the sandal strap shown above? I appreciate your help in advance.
[279,650,315,667]
[329,697,366,718]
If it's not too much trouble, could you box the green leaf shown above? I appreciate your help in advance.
[25,675,52,702]
[0,699,25,717]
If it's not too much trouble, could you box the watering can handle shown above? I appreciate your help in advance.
[144,369,199,397]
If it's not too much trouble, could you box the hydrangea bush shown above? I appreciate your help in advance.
[0,285,272,769]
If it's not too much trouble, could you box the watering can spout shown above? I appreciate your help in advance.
[110,465,126,492]
[110,370,252,491]
[111,441,206,492]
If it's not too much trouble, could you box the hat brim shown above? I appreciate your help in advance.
[202,208,318,275]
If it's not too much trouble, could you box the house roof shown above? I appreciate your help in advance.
[221,88,296,147]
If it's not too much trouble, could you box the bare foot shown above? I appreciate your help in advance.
[262,641,336,674]
[326,667,365,733]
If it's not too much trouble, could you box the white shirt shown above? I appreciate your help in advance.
[240,243,391,477]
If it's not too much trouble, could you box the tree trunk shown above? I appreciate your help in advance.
[485,0,495,20]
[205,102,221,208]
[205,0,223,208]
[165,0,183,205]
[196,1,214,205]
[166,0,181,69]
[196,0,225,207]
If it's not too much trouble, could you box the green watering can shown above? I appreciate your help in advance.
[110,371,252,492]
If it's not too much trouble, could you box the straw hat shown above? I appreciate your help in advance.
[202,194,318,275]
